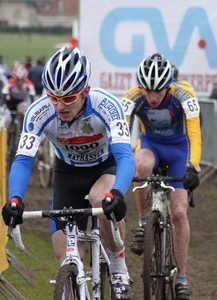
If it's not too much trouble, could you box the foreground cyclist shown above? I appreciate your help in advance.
[122,53,202,300]
[2,47,135,299]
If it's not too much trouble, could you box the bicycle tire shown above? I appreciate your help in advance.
[38,138,55,188]
[143,211,164,300]
[7,127,16,173]
[100,263,115,300]
[54,264,80,300]
[7,118,20,175]
[164,215,176,300]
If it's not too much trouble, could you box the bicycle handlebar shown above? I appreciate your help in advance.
[9,206,124,251]
[132,176,195,207]
[132,175,183,183]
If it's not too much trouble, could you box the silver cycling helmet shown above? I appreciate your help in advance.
[42,47,91,96]
[171,63,179,81]
[137,53,172,90]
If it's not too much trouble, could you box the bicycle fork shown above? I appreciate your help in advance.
[152,189,176,280]
[62,221,89,299]
[90,216,111,299]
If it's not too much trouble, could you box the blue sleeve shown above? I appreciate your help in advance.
[9,155,35,200]
[111,143,135,196]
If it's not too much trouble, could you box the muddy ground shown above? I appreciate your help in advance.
[22,163,217,300]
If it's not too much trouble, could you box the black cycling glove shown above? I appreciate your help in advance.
[102,189,127,222]
[2,196,25,227]
[182,167,200,190]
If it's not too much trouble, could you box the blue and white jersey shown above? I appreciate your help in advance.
[18,88,131,166]
[10,88,135,199]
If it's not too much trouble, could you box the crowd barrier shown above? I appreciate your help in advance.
[199,98,217,168]
[0,112,9,274]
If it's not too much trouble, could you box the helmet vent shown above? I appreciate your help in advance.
[63,72,76,92]
[74,75,87,91]
[65,60,70,76]
[56,68,62,89]
[46,71,55,91]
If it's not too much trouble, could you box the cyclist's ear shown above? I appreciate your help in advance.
[82,85,90,96]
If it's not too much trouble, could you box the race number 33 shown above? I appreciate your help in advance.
[17,132,41,157]
[110,120,130,144]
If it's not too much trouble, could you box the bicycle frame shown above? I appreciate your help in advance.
[134,179,176,272]
[133,174,182,300]
[61,216,111,299]
[10,206,122,300]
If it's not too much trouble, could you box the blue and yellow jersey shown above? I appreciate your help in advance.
[122,83,201,166]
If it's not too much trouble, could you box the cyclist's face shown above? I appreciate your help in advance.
[16,79,24,89]
[53,86,90,122]
[143,88,167,108]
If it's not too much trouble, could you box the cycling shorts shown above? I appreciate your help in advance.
[136,133,188,188]
[51,155,116,234]
[6,99,28,111]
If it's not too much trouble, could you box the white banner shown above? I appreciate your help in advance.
[79,0,217,97]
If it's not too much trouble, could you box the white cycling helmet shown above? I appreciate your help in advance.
[42,47,91,96]
[12,65,28,80]
[137,53,172,90]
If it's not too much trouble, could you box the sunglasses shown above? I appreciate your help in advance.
[47,90,84,106]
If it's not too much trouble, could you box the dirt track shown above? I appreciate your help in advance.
[23,163,217,300]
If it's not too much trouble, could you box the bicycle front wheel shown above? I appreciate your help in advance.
[143,212,164,300]
[100,263,115,300]
[54,264,80,300]
[164,215,176,300]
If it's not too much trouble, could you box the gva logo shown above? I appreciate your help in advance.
[100,7,217,68]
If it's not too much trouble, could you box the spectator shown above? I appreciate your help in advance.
[24,55,32,70]
[0,55,12,79]
[28,58,45,98]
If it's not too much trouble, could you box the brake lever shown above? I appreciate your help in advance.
[7,202,17,237]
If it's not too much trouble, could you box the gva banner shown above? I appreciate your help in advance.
[79,0,217,97]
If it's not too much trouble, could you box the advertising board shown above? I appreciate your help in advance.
[79,0,217,97]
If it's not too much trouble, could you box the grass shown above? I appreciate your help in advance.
[2,230,58,300]
[0,33,71,68]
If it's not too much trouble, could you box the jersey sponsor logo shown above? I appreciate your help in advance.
[174,88,190,102]
[68,148,104,162]
[64,142,99,152]
[98,98,120,120]
[57,134,103,145]
[30,103,51,122]
[153,128,174,136]
[28,122,34,131]
[147,109,172,127]
[81,123,94,134]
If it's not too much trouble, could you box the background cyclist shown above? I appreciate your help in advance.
[121,53,201,300]
[2,64,35,114]
[2,47,135,300]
